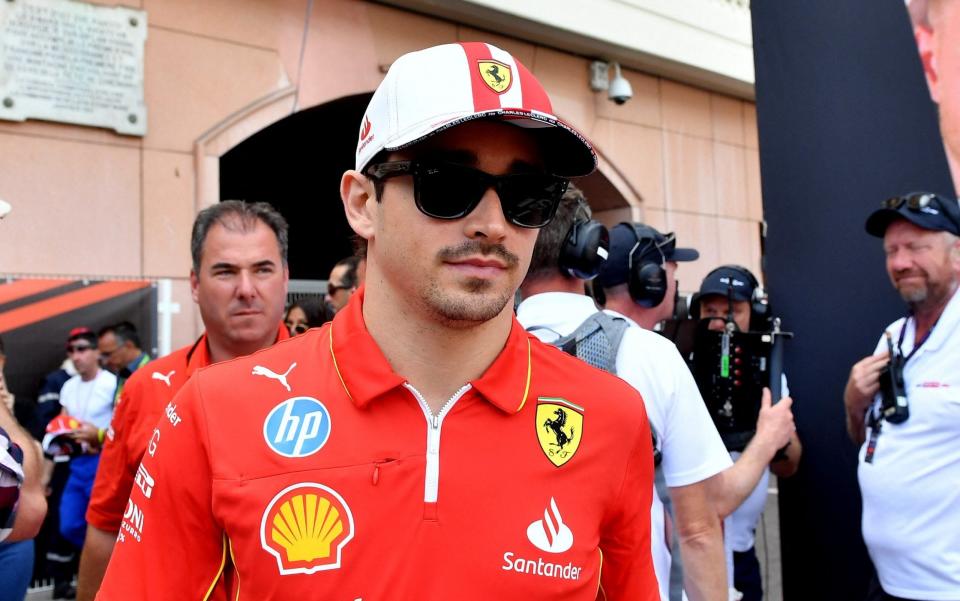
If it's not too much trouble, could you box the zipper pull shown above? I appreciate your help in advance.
[372,458,396,485]
[432,414,439,429]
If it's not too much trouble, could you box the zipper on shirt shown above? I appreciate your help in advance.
[403,382,472,517]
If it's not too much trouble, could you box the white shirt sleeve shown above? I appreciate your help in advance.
[615,328,732,488]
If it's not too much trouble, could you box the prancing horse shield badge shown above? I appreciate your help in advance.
[478,60,512,94]
[536,397,584,468]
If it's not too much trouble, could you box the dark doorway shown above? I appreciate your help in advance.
[220,93,372,281]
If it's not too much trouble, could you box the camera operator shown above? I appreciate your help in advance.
[844,192,960,601]
[694,266,802,601]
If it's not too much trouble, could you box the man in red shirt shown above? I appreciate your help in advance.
[97,43,658,600]
[77,200,290,601]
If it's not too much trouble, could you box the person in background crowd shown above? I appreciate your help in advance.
[0,334,47,601]
[695,266,802,601]
[77,201,290,601]
[597,226,795,518]
[844,192,960,601]
[35,359,78,600]
[36,360,76,436]
[97,322,150,406]
[97,42,659,600]
[284,296,333,336]
[57,329,116,550]
[517,188,731,601]
[326,255,361,312]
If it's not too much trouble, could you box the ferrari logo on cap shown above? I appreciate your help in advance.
[536,397,583,468]
[478,60,512,94]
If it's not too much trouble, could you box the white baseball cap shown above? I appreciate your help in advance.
[355,42,597,178]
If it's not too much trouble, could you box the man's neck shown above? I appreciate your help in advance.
[604,294,660,330]
[120,350,140,369]
[520,274,583,299]
[80,367,99,382]
[206,331,276,365]
[912,280,958,344]
[363,281,513,414]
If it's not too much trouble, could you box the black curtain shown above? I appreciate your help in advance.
[751,1,953,599]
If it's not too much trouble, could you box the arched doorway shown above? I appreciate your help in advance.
[220,93,372,281]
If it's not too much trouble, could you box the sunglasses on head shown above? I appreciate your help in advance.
[629,231,676,268]
[67,344,94,353]
[365,160,569,229]
[882,193,937,211]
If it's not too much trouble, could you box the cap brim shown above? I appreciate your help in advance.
[383,108,597,178]
[865,208,925,237]
[698,284,751,302]
[667,247,699,262]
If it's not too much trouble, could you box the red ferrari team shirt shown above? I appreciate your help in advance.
[97,292,657,601]
[87,326,289,532]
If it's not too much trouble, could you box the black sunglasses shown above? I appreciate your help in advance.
[882,193,937,211]
[365,160,569,229]
[286,322,309,335]
[67,344,94,353]
[327,282,349,296]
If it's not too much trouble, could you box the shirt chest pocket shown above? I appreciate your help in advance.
[213,458,425,582]
[909,384,960,428]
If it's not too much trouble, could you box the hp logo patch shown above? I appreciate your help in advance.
[263,397,331,458]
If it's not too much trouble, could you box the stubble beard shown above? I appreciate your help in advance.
[420,240,521,326]
[899,284,929,307]
[420,276,514,327]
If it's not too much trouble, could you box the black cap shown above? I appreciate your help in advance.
[865,192,960,237]
[698,266,756,301]
[598,223,699,287]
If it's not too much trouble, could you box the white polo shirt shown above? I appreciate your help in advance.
[858,286,960,600]
[517,292,732,601]
[60,369,117,430]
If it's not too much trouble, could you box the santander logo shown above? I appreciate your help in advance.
[360,116,372,141]
[526,497,573,553]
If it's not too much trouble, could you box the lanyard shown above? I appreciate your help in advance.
[895,312,940,365]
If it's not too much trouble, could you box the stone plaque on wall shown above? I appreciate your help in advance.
[0,0,147,136]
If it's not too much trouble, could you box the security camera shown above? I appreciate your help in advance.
[589,61,633,105]
[608,65,633,105]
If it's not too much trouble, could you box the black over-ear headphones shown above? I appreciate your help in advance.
[690,265,770,331]
[559,199,609,280]
[624,224,672,308]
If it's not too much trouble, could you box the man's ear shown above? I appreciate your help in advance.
[341,170,377,243]
[189,269,200,304]
[915,25,941,103]
[950,235,960,271]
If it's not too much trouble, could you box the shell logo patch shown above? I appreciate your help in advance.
[478,60,512,94]
[536,397,584,468]
[260,483,354,575]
